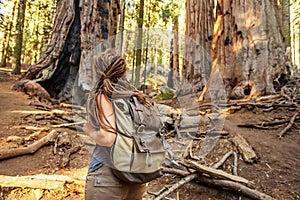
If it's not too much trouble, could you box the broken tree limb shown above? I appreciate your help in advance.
[12,109,72,115]
[232,152,238,176]
[0,130,59,160]
[59,102,85,110]
[238,116,300,129]
[51,121,85,128]
[162,167,275,200]
[154,173,198,200]
[0,174,84,194]
[211,151,238,175]
[278,111,299,138]
[16,126,50,131]
[16,121,85,131]
[230,134,258,163]
[182,140,200,161]
[197,176,275,200]
[180,160,254,188]
[212,151,234,169]
[182,140,193,159]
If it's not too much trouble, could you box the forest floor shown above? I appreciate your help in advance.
[0,70,299,200]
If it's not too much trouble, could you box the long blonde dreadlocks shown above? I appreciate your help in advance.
[86,49,151,132]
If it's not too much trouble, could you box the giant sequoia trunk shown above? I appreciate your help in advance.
[184,0,214,94]
[21,0,120,102]
[185,0,289,100]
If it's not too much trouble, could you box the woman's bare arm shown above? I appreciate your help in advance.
[83,94,116,147]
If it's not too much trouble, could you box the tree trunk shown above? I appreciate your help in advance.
[185,0,289,100]
[279,0,291,48]
[134,0,145,87]
[1,0,17,67]
[20,0,120,103]
[118,0,126,53]
[168,15,180,90]
[173,15,180,89]
[12,0,26,74]
[184,0,213,93]
[168,39,175,89]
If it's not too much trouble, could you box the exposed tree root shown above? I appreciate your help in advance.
[0,130,59,160]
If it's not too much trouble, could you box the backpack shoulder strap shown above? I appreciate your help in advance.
[131,96,145,126]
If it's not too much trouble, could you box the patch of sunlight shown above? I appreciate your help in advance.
[11,109,72,115]
[0,67,27,73]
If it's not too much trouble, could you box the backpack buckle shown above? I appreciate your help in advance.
[137,124,145,133]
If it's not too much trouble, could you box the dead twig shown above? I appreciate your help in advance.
[232,152,238,176]
[278,111,300,138]
[182,140,199,160]
[16,121,85,130]
[210,151,238,175]
[51,121,85,128]
[59,103,84,110]
[17,126,50,131]
[182,140,193,159]
[154,173,198,200]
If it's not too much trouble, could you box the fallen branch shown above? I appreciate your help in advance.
[278,111,299,138]
[0,174,84,194]
[51,121,85,128]
[211,151,238,176]
[180,160,254,187]
[230,134,258,163]
[12,109,72,115]
[182,140,193,159]
[59,103,85,110]
[16,121,85,130]
[238,116,300,129]
[0,130,59,160]
[197,176,275,200]
[182,140,200,161]
[154,173,198,200]
[17,126,49,131]
[162,168,275,200]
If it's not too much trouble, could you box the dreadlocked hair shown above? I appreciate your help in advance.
[86,49,151,132]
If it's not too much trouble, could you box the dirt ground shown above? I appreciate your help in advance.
[0,70,299,200]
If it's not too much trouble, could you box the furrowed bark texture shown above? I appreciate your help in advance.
[21,0,120,102]
[185,0,288,100]
[212,0,287,99]
[184,0,214,93]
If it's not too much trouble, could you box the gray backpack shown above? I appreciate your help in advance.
[110,96,172,183]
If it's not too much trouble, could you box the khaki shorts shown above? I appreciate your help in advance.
[85,166,146,200]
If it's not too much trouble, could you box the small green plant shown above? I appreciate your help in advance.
[154,87,175,100]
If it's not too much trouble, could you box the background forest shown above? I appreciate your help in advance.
[0,1,300,200]
[0,0,299,100]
